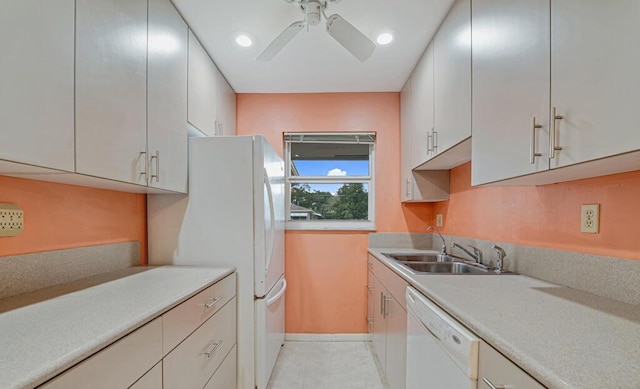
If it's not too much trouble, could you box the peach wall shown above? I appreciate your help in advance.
[0,175,147,262]
[434,163,640,261]
[237,93,430,333]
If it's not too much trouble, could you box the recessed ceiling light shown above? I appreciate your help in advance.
[235,34,253,48]
[376,32,394,45]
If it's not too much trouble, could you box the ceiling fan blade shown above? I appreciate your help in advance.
[325,14,375,62]
[256,21,305,61]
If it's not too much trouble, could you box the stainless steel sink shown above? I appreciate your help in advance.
[399,261,489,275]
[383,253,441,262]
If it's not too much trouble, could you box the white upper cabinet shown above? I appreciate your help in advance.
[187,31,236,137]
[400,75,415,202]
[433,0,471,155]
[412,43,435,166]
[472,0,640,186]
[75,0,148,185]
[400,44,450,203]
[550,0,640,169]
[216,71,237,136]
[0,0,75,172]
[188,31,218,136]
[471,0,551,186]
[147,0,188,193]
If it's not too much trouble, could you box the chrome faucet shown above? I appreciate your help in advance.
[492,245,506,274]
[427,226,446,255]
[451,242,483,265]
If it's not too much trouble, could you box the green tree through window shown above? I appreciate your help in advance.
[332,183,368,220]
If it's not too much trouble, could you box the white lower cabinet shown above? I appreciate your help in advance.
[203,345,237,389]
[368,254,408,389]
[478,341,545,389]
[41,318,163,389]
[163,298,237,389]
[38,274,237,389]
[130,363,163,389]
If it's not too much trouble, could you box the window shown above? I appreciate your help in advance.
[284,132,376,230]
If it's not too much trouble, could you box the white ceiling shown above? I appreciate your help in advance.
[172,0,456,93]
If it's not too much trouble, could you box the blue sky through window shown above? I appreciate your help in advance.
[293,160,369,194]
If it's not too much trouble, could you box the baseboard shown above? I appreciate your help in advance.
[285,333,371,342]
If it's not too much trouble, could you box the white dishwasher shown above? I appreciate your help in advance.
[406,286,479,389]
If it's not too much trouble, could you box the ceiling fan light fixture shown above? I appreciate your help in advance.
[376,32,394,45]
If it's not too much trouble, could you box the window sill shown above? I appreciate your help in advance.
[285,220,376,231]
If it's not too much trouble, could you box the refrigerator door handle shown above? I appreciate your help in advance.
[263,168,276,275]
[266,277,287,307]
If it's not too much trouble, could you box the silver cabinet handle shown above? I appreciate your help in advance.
[405,178,411,197]
[550,106,564,159]
[433,129,438,154]
[530,117,543,164]
[138,151,147,179]
[204,340,223,358]
[150,150,160,183]
[380,292,385,316]
[383,296,392,318]
[427,131,433,153]
[482,378,505,389]
[204,296,222,309]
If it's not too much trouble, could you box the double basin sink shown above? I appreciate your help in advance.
[383,253,508,275]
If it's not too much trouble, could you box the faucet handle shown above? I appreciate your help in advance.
[491,245,506,273]
[468,245,483,264]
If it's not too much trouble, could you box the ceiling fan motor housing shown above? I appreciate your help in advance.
[305,1,322,25]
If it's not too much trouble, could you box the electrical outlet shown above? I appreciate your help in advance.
[581,204,599,233]
[0,203,24,237]
[435,214,443,227]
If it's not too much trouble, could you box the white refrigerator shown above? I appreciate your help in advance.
[147,135,286,389]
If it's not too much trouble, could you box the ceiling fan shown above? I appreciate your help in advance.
[257,0,376,62]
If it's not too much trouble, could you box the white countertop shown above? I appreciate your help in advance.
[368,248,640,389]
[0,266,234,389]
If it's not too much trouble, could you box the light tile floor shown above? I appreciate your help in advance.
[267,341,386,389]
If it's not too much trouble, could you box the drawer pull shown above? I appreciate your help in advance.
[482,377,506,389]
[204,340,223,359]
[204,297,222,309]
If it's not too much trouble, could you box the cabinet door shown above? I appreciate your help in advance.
[75,0,148,185]
[188,30,218,136]
[479,341,545,389]
[147,0,188,193]
[216,70,237,136]
[551,0,640,169]
[0,0,75,172]
[371,276,387,374]
[412,42,435,166]
[400,76,414,202]
[471,0,550,186]
[130,362,162,389]
[433,0,471,155]
[385,296,407,389]
[42,318,162,389]
[367,270,375,334]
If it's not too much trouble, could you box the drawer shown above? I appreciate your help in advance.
[163,273,236,354]
[163,297,236,389]
[40,317,162,389]
[479,341,546,389]
[129,362,162,389]
[368,254,408,307]
[203,345,237,389]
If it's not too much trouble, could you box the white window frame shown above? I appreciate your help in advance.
[284,132,376,231]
